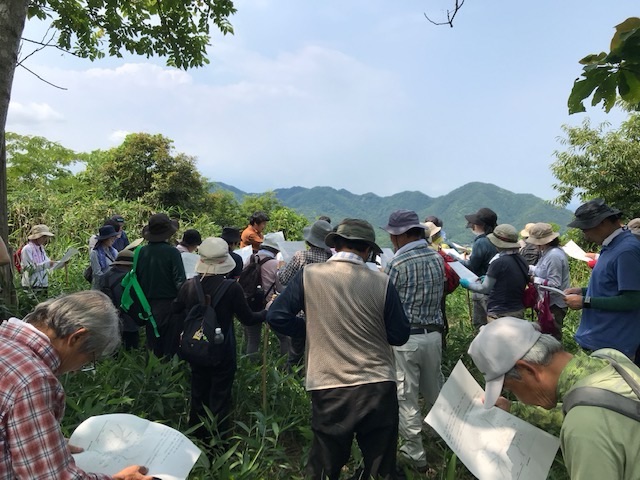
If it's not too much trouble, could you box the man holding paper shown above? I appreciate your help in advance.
[0,291,153,480]
[468,317,640,480]
[564,199,640,365]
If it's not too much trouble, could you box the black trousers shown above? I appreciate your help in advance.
[189,357,236,440]
[145,298,181,358]
[307,381,399,480]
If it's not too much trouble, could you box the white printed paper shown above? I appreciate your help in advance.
[70,414,201,480]
[277,241,307,262]
[235,245,254,266]
[539,285,567,297]
[451,242,472,254]
[52,248,80,270]
[425,361,560,480]
[442,248,465,260]
[448,261,479,282]
[181,252,200,279]
[562,240,591,262]
[379,248,395,271]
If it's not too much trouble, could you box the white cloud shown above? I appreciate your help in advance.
[108,130,131,143]
[7,101,64,125]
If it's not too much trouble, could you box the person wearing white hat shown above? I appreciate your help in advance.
[174,237,265,440]
[20,224,58,291]
[468,316,640,480]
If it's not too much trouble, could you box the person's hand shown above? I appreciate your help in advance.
[565,294,584,310]
[494,396,512,412]
[68,443,84,454]
[564,287,582,296]
[460,278,471,289]
[585,252,597,259]
[112,465,153,480]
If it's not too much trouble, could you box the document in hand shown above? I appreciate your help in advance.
[51,247,80,270]
[562,240,591,262]
[70,414,201,480]
[425,361,560,480]
[448,261,478,282]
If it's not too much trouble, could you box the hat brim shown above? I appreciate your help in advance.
[325,232,382,255]
[483,375,505,409]
[142,220,179,242]
[111,259,133,267]
[526,232,559,245]
[464,214,480,226]
[519,229,530,238]
[28,232,55,240]
[423,223,442,236]
[382,223,427,235]
[96,232,120,241]
[125,238,145,250]
[487,233,520,249]
[195,254,236,275]
[567,209,621,230]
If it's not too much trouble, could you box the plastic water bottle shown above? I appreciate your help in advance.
[213,327,224,344]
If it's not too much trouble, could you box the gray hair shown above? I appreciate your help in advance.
[504,334,563,380]
[25,291,121,357]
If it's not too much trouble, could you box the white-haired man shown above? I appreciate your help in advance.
[468,317,640,480]
[0,291,153,480]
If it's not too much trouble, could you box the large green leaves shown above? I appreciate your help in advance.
[569,17,640,114]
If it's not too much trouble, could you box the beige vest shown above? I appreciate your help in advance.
[303,259,396,391]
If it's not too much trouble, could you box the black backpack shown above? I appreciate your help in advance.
[179,278,233,367]
[238,254,275,311]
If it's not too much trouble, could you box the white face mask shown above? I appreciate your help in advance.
[471,225,484,236]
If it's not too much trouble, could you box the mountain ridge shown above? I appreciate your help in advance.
[210,181,574,245]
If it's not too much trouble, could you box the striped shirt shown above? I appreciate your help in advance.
[0,320,108,479]
[384,240,445,327]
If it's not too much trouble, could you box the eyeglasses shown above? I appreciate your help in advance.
[80,352,97,372]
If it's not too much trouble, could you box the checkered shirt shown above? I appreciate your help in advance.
[278,246,332,286]
[0,320,109,479]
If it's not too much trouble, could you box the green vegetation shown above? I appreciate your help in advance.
[214,182,575,246]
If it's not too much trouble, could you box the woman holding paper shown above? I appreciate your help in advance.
[20,224,58,293]
[526,223,570,339]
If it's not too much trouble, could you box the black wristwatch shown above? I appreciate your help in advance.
[583,296,591,308]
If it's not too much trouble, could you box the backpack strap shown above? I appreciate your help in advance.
[562,353,640,421]
[562,387,640,421]
[210,279,233,308]
[120,245,160,338]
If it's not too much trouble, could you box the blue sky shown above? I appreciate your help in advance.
[8,1,638,202]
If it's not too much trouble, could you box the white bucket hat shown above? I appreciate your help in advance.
[195,237,236,275]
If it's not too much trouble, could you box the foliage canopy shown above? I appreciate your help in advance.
[569,17,640,114]
[551,113,640,217]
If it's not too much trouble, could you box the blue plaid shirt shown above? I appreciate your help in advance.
[384,239,445,327]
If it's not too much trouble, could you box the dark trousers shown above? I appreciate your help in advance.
[243,324,290,360]
[145,298,181,358]
[307,381,399,480]
[288,335,306,369]
[549,305,567,341]
[189,359,236,440]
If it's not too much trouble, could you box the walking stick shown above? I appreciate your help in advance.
[261,323,269,412]
[64,263,68,286]
[466,289,472,326]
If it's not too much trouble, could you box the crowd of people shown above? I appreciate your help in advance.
[2,198,640,479]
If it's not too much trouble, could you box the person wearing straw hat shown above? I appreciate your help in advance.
[526,223,570,339]
[174,237,265,440]
[383,210,445,473]
[468,316,640,480]
[89,224,120,289]
[519,222,540,266]
[277,219,333,369]
[136,213,186,357]
[267,218,409,480]
[459,224,529,321]
[564,199,640,365]
[20,224,58,291]
[459,207,498,328]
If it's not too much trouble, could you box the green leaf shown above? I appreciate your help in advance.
[612,17,640,52]
[619,70,640,103]
[591,72,618,112]
[579,52,607,65]
[568,71,608,114]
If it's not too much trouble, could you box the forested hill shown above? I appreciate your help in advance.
[211,181,574,245]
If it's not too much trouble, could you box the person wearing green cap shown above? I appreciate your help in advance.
[267,218,410,480]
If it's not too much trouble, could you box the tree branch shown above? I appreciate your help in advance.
[425,0,465,28]
[17,64,67,90]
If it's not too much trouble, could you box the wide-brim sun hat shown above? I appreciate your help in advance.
[567,198,622,230]
[28,224,55,240]
[111,248,134,266]
[325,218,383,255]
[125,238,145,251]
[525,223,559,246]
[464,207,498,228]
[196,237,236,275]
[468,317,542,409]
[142,213,179,242]
[303,220,333,249]
[423,221,441,238]
[96,225,119,241]
[260,233,281,251]
[519,222,536,238]
[382,209,427,235]
[487,224,520,249]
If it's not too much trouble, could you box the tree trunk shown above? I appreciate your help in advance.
[0,0,30,307]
